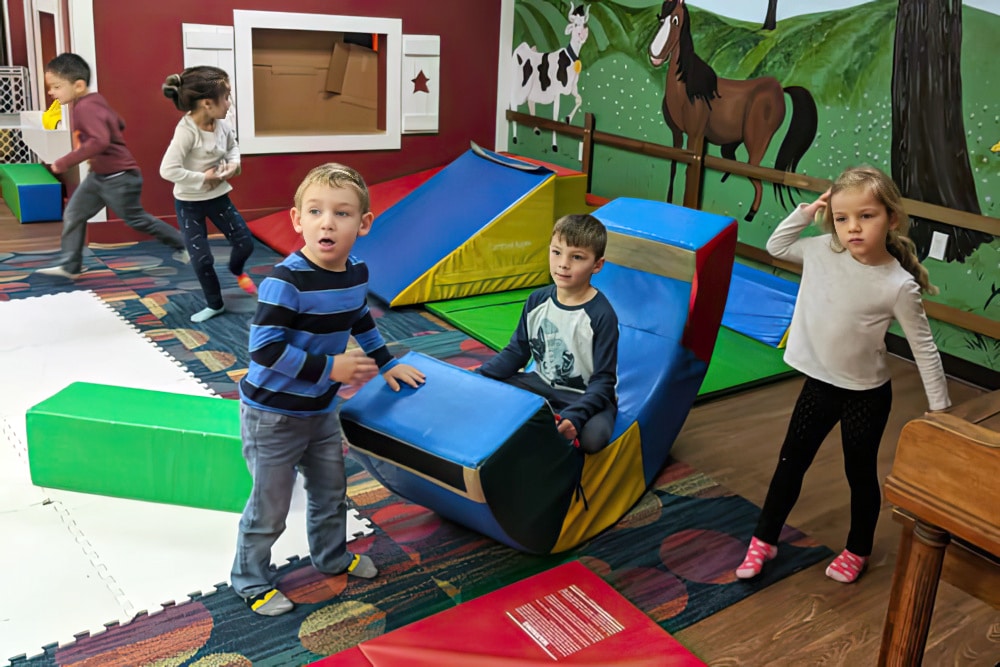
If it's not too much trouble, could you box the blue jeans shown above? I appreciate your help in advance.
[231,403,352,599]
[175,195,254,310]
[59,169,183,273]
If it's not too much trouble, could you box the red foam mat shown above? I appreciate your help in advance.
[245,210,300,257]
[247,166,443,257]
[310,560,707,666]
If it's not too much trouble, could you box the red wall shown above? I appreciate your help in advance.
[6,4,28,66]
[9,1,501,220]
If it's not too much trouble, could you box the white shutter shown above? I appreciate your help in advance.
[401,35,440,134]
[181,24,237,128]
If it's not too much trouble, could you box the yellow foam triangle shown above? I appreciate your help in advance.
[391,177,557,306]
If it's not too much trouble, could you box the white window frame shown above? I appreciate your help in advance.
[232,9,401,154]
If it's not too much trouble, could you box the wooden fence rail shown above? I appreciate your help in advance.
[505,110,1000,340]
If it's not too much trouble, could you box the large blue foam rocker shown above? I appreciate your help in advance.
[342,198,737,554]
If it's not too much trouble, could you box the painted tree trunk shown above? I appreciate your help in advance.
[891,0,990,262]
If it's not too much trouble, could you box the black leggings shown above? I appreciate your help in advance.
[175,194,255,310]
[754,377,892,556]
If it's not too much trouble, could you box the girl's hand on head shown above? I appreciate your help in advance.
[381,363,426,392]
[803,188,831,221]
[331,349,379,385]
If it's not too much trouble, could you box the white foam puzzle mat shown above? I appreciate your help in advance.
[0,292,378,660]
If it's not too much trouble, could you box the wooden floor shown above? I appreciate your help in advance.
[1,205,998,665]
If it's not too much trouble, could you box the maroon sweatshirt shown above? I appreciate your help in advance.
[53,92,139,175]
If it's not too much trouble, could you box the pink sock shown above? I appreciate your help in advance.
[826,549,868,583]
[735,536,778,579]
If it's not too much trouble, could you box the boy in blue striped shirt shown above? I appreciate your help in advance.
[233,163,425,616]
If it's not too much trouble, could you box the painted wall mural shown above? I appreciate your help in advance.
[510,2,591,151]
[647,0,817,222]
[508,0,1000,374]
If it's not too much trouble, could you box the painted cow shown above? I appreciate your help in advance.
[510,2,590,152]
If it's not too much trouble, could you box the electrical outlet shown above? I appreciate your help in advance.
[928,231,948,261]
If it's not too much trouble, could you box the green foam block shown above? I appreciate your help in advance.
[0,162,62,223]
[26,382,251,512]
[426,288,535,351]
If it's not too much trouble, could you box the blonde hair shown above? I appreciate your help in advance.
[293,163,370,213]
[818,165,938,295]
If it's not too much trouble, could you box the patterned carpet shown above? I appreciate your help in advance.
[1,238,832,666]
[8,456,830,666]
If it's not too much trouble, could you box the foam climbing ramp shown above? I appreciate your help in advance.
[504,152,600,217]
[26,382,251,512]
[356,144,558,306]
[722,262,798,347]
[314,560,707,666]
[346,198,739,553]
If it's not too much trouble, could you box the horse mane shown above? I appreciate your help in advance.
[675,5,719,107]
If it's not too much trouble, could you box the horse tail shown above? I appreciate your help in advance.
[773,86,818,209]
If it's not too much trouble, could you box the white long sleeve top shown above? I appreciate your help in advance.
[159,114,239,201]
[766,205,951,411]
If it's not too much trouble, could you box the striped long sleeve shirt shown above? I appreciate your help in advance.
[239,252,396,415]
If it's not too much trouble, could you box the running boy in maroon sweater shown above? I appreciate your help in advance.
[37,53,187,279]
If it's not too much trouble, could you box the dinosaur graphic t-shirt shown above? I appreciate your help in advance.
[479,284,618,427]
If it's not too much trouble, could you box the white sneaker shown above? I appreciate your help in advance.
[36,265,80,279]
[172,249,191,264]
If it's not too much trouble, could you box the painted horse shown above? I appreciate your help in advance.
[648,0,817,221]
[510,2,590,152]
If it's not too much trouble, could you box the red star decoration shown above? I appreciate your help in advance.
[412,70,430,94]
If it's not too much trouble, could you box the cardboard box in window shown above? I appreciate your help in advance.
[251,29,378,135]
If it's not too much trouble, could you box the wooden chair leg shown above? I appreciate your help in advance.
[878,520,950,667]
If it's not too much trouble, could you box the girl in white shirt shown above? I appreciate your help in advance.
[161,66,256,323]
[735,166,950,584]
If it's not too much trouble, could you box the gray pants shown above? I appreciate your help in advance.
[231,403,351,598]
[57,169,183,273]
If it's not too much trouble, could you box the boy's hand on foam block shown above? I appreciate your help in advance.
[382,363,426,392]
